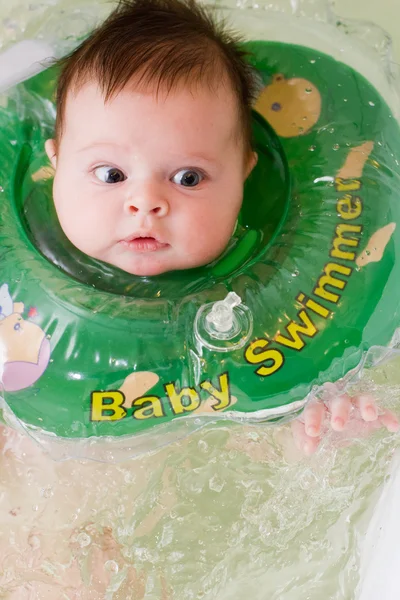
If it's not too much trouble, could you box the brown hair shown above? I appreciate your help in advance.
[54,0,258,155]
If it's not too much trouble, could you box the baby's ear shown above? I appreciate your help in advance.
[245,151,258,179]
[45,139,57,168]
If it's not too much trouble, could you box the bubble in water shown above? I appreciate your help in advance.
[259,523,271,538]
[343,98,348,102]
[41,485,54,499]
[123,469,136,484]
[105,560,119,573]
[310,59,316,64]
[209,475,225,493]
[77,533,91,547]
[159,524,173,548]
[369,101,375,107]
[190,480,204,494]
[329,127,335,134]
[28,534,41,550]
[305,88,313,94]
[0,187,4,193]
[333,144,340,151]
[169,551,185,564]
[198,439,208,453]
[308,145,316,152]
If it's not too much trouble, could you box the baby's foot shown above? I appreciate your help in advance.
[70,523,146,598]
[291,390,399,456]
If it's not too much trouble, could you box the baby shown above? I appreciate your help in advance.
[45,0,398,451]
[45,0,258,277]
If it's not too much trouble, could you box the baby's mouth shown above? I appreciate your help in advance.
[120,234,169,253]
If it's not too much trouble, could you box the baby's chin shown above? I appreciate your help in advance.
[103,252,200,277]
[114,260,174,277]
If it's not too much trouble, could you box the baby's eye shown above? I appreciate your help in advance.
[172,169,203,187]
[94,166,126,184]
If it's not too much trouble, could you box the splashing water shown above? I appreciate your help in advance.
[0,354,399,598]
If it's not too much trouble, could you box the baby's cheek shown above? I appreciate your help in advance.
[53,176,112,254]
[180,213,234,265]
[183,191,239,248]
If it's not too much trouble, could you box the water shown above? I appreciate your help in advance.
[1,357,399,598]
[0,0,399,598]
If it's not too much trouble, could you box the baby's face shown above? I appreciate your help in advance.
[46,78,257,276]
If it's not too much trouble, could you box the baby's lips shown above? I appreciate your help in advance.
[122,231,164,244]
[121,237,169,252]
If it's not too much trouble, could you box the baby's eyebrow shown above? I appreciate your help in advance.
[77,141,126,154]
[77,144,221,167]
[183,154,221,167]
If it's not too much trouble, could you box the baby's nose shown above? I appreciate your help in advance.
[124,183,169,217]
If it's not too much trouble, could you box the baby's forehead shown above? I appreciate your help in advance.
[60,76,242,154]
[63,73,241,133]
[67,66,237,103]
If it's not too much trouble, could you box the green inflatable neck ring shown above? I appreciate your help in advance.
[0,39,399,458]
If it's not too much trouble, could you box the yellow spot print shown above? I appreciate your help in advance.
[119,371,159,408]
[31,165,55,182]
[337,141,374,179]
[356,223,396,267]
[255,74,321,138]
